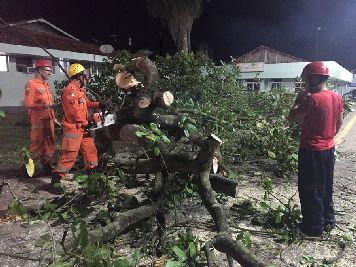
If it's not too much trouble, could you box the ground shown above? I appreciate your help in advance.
[0,107,355,266]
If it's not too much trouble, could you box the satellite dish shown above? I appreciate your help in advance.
[134,49,154,57]
[100,44,114,54]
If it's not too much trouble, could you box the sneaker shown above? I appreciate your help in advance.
[48,172,65,195]
[298,224,323,237]
[49,182,64,195]
[40,182,64,195]
[324,224,335,232]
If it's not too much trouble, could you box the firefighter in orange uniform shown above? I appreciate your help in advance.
[51,63,105,192]
[24,59,55,175]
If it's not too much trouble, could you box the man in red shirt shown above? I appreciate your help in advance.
[288,61,343,236]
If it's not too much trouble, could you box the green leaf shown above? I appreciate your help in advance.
[78,222,89,248]
[146,134,159,142]
[149,123,161,134]
[75,175,88,184]
[183,129,190,137]
[188,242,197,258]
[135,131,147,137]
[259,201,270,209]
[154,146,160,156]
[166,260,185,267]
[185,123,197,132]
[267,150,276,159]
[236,231,252,248]
[51,262,72,267]
[8,199,26,217]
[161,135,171,144]
[275,212,282,224]
[112,258,132,267]
[0,111,5,118]
[172,245,187,261]
[117,168,126,179]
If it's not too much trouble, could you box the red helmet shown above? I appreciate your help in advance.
[302,61,330,79]
[35,59,51,68]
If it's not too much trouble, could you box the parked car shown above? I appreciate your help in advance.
[343,89,356,101]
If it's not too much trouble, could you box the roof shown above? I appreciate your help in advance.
[0,18,104,55]
[8,18,79,40]
[235,45,306,64]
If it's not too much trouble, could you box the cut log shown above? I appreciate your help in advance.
[154,91,174,107]
[115,71,141,90]
[128,57,158,89]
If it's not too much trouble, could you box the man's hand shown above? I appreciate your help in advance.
[294,91,308,105]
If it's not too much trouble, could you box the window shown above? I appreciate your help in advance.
[16,56,33,72]
[294,82,305,93]
[58,58,70,74]
[0,55,9,72]
[245,79,260,91]
[271,79,282,89]
[90,63,105,76]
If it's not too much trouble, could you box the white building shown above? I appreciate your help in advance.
[235,46,353,95]
[0,18,108,106]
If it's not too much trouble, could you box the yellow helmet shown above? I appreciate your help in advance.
[67,63,85,78]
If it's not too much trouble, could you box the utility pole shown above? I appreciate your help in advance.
[314,27,322,60]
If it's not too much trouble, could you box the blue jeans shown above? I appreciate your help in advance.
[298,147,336,235]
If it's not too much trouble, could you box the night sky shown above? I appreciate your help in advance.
[2,0,356,70]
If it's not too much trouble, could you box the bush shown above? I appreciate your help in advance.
[54,51,299,176]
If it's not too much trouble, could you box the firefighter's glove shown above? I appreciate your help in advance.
[86,120,96,130]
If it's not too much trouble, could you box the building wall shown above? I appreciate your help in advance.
[0,57,67,106]
[0,43,107,106]
[238,61,353,95]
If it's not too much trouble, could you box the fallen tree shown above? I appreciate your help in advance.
[63,56,265,266]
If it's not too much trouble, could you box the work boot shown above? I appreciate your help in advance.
[86,168,96,177]
[42,164,53,176]
[49,172,64,195]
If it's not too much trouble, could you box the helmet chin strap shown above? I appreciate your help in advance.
[79,74,89,88]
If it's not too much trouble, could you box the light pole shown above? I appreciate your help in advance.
[314,27,322,60]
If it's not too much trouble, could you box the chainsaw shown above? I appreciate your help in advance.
[89,111,116,130]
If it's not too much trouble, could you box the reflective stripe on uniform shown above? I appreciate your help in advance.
[31,125,44,129]
[63,133,81,139]
[56,165,70,173]
[88,161,98,166]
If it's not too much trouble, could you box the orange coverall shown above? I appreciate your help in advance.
[54,81,99,178]
[24,78,55,165]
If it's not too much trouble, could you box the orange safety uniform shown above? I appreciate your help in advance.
[54,81,100,177]
[24,77,55,165]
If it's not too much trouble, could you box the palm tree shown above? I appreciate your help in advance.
[146,0,204,52]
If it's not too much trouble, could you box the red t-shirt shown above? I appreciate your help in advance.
[299,90,343,150]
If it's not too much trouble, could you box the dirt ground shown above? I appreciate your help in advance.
[0,108,355,266]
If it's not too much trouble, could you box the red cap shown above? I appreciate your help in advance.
[35,59,51,68]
